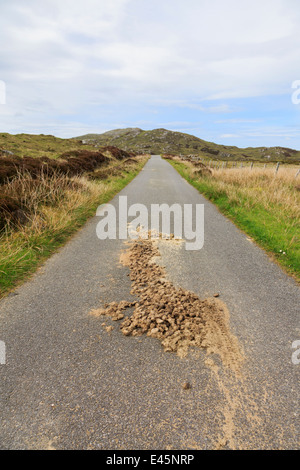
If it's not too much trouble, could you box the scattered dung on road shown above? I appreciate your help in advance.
[91,233,244,372]
[182,382,192,390]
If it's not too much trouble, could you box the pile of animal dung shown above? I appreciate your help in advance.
[91,236,244,370]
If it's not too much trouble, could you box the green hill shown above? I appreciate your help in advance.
[1,129,299,163]
[76,128,300,163]
[0,133,99,159]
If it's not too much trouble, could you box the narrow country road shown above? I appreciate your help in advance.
[0,156,299,450]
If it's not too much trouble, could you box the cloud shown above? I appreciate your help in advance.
[0,0,300,145]
[220,134,240,139]
[245,128,300,138]
[216,119,262,124]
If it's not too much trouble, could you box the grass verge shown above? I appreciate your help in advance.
[169,160,300,282]
[0,158,148,298]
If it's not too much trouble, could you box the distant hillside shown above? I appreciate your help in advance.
[76,128,300,163]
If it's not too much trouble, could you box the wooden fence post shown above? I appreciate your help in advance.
[275,162,280,174]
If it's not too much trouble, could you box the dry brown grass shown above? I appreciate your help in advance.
[169,159,300,279]
[0,156,148,296]
[210,166,300,219]
[0,171,101,230]
[0,173,109,259]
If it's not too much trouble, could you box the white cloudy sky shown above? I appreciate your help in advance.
[1,0,300,147]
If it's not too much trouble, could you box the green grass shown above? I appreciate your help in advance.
[169,160,300,281]
[0,160,147,298]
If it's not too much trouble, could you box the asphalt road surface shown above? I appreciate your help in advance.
[0,156,299,450]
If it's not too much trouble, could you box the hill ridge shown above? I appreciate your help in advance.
[75,128,300,163]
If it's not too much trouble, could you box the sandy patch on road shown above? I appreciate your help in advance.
[90,234,279,450]
[91,233,244,373]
